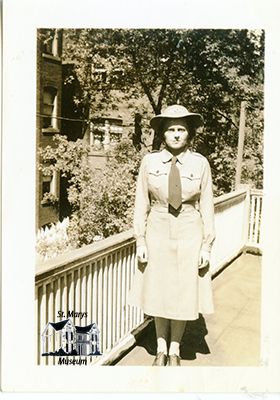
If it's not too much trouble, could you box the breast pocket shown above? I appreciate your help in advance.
[181,171,201,194]
[147,170,168,189]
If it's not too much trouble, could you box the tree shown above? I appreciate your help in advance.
[179,30,264,193]
[63,29,185,115]
[62,28,264,193]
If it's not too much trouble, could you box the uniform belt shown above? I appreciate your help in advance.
[150,202,197,213]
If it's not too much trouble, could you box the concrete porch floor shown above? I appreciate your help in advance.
[117,253,261,366]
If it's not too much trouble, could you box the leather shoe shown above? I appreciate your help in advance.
[168,354,181,366]
[152,352,168,366]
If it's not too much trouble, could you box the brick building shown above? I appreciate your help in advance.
[36,29,148,230]
[36,29,63,229]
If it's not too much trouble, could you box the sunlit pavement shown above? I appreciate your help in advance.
[117,253,261,366]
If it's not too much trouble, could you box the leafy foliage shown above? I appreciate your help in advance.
[36,218,72,261]
[41,192,59,207]
[39,135,146,247]
[87,141,146,238]
[63,28,264,193]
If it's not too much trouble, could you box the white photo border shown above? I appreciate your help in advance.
[2,0,280,393]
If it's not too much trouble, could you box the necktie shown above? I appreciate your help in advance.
[168,156,182,211]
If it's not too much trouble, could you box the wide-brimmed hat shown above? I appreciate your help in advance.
[150,105,203,132]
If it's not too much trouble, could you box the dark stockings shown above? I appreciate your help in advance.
[154,316,186,356]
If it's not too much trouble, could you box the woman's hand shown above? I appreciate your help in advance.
[198,250,210,277]
[198,250,210,269]
[137,245,148,264]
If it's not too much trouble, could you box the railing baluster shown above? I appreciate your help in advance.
[97,260,103,352]
[112,254,117,345]
[116,251,122,342]
[132,249,137,329]
[136,305,141,327]
[75,267,80,325]
[259,197,263,245]
[134,245,141,326]
[35,285,40,365]
[102,257,108,352]
[54,278,61,322]
[249,195,255,244]
[47,281,55,365]
[92,262,97,324]
[40,284,47,365]
[107,255,113,351]
[121,249,126,338]
[81,266,86,326]
[68,272,74,324]
[125,247,131,335]
[86,264,92,327]
[53,279,59,365]
[61,274,67,320]
[254,196,261,244]
[128,247,134,332]
[140,309,144,323]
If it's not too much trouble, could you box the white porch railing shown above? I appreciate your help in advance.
[35,187,262,365]
[35,232,142,365]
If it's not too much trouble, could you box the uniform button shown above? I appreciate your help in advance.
[156,170,159,173]
[190,173,193,177]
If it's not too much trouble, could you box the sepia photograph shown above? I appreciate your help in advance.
[35,28,264,367]
[2,0,280,394]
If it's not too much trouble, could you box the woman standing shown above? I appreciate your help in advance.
[128,105,215,366]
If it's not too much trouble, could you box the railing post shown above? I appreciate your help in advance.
[241,184,252,250]
[235,101,246,189]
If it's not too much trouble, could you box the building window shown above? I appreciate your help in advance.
[42,176,51,196]
[44,172,58,196]
[110,68,124,89]
[91,65,107,83]
[41,29,59,57]
[43,86,58,130]
[41,171,59,207]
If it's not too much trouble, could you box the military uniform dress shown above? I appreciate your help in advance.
[127,148,216,321]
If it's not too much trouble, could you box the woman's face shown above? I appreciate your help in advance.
[163,119,189,152]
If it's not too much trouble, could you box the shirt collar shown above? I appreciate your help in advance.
[160,148,190,164]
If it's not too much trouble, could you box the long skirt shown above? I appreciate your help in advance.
[127,205,214,321]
